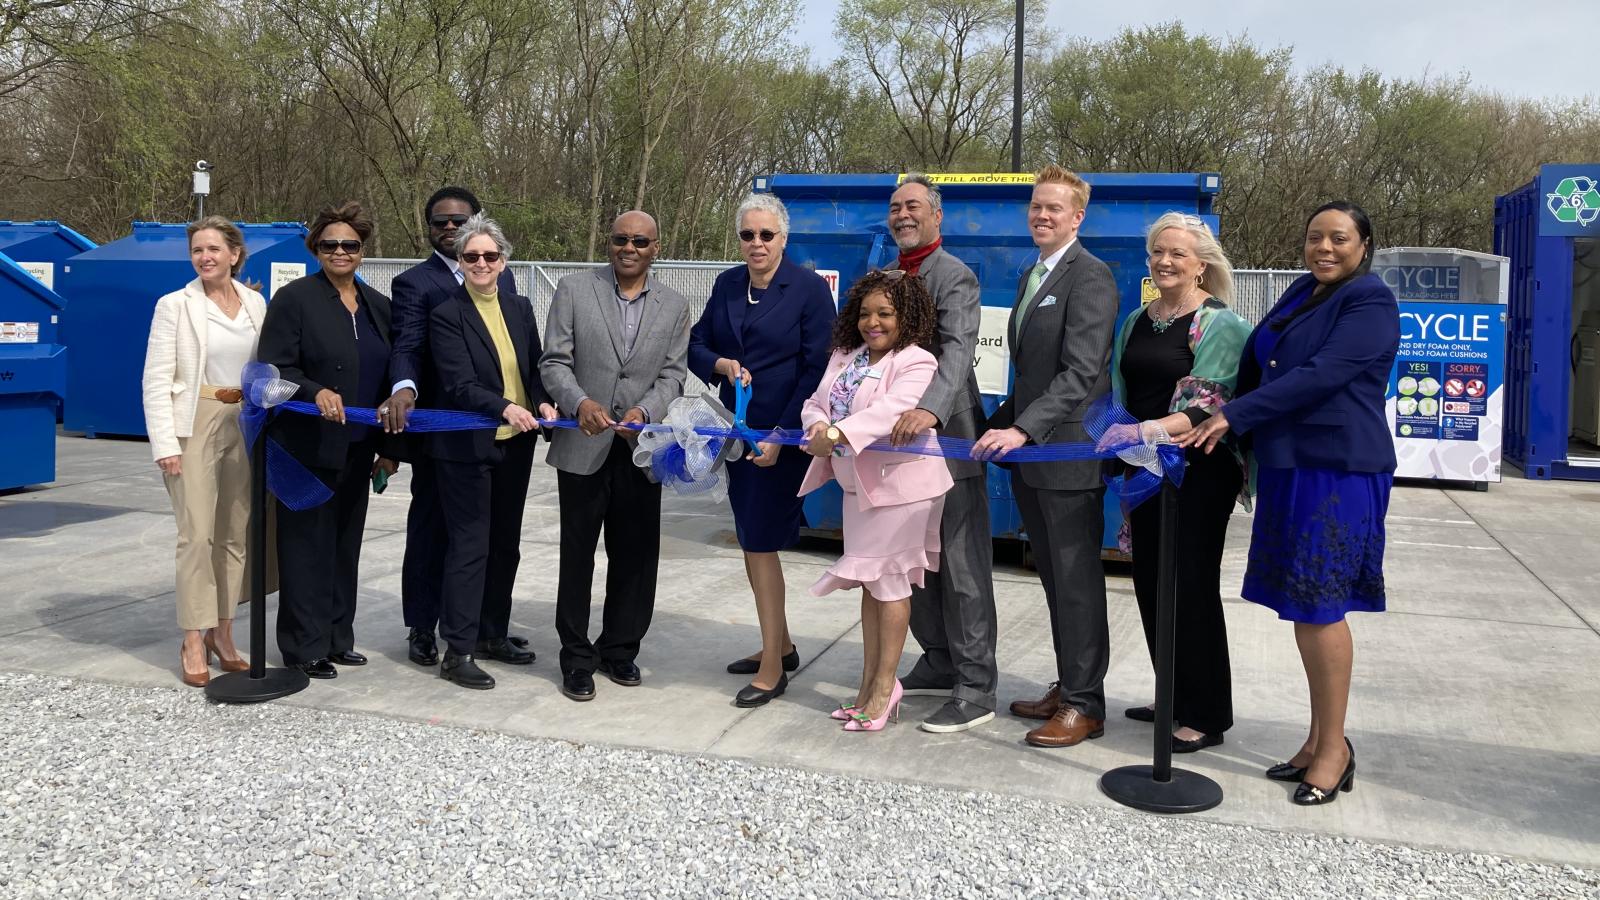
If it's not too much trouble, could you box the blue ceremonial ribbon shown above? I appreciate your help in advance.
[251,372,1186,512]
[239,362,333,512]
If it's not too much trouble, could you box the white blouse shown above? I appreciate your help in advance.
[205,302,258,387]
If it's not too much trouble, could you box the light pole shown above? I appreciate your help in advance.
[193,160,213,219]
[1012,0,1024,172]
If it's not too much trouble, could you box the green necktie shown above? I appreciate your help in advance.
[1017,262,1048,323]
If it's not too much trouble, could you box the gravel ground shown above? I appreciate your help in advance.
[1,672,1594,900]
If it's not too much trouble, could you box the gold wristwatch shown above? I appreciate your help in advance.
[825,425,843,444]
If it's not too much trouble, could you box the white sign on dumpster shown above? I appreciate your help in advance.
[16,261,53,290]
[974,306,1012,395]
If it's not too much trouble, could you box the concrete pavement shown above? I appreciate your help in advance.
[1,433,1597,867]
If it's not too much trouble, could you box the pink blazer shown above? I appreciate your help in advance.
[798,345,954,508]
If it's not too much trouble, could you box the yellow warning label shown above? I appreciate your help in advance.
[1140,277,1159,304]
[897,173,1036,185]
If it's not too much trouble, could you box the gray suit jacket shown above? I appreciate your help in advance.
[989,241,1119,491]
[539,267,691,475]
[916,248,985,480]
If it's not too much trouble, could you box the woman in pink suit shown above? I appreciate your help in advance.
[799,270,952,731]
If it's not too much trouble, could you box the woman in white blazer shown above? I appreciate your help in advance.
[141,216,267,687]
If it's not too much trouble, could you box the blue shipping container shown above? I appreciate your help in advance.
[758,172,1221,553]
[59,222,316,438]
[1494,163,1600,481]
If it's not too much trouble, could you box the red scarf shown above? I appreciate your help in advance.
[895,237,942,275]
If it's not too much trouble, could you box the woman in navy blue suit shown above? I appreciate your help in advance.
[688,193,835,707]
[1184,201,1399,806]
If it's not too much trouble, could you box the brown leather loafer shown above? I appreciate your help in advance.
[1025,707,1105,748]
[1009,682,1062,720]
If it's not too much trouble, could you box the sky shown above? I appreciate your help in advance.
[791,0,1590,101]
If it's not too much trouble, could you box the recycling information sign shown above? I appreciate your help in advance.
[1374,248,1509,485]
[1540,165,1600,237]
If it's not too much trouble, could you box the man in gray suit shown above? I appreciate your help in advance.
[885,174,1000,734]
[537,210,691,702]
[974,165,1120,748]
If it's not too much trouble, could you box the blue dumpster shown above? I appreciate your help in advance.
[59,222,315,438]
[1494,164,1600,481]
[759,172,1220,554]
[0,220,96,292]
[0,251,68,489]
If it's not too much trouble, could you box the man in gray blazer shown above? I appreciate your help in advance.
[974,166,1119,748]
[537,210,691,702]
[885,174,1000,734]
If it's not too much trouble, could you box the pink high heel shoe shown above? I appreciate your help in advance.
[830,702,860,721]
[844,679,903,732]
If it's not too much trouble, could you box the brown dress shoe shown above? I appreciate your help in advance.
[1025,707,1105,748]
[1009,682,1062,720]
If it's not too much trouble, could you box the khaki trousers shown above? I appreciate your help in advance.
[164,394,250,630]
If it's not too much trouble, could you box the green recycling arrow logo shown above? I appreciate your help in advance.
[1548,176,1600,226]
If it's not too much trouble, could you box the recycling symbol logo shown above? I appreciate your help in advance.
[1548,176,1600,227]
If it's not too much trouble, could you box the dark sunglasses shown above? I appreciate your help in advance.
[429,214,470,228]
[315,239,363,254]
[459,251,502,264]
[738,229,779,243]
[610,234,654,249]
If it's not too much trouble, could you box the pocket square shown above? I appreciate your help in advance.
[1038,295,1058,308]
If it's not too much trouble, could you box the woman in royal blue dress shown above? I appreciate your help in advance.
[1183,201,1399,806]
[687,193,835,707]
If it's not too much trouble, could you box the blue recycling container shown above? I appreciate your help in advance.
[59,222,315,437]
[0,221,96,290]
[758,172,1221,553]
[0,251,69,489]
[1495,164,1600,481]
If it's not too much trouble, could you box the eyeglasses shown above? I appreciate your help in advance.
[738,229,779,243]
[1178,214,1211,232]
[610,235,654,249]
[877,268,906,282]
[429,214,470,228]
[459,251,502,264]
[315,239,363,255]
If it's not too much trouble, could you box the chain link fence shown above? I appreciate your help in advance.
[1230,269,1307,323]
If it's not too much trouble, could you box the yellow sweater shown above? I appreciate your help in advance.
[468,287,529,441]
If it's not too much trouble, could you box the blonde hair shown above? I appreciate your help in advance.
[1145,211,1234,304]
[1035,165,1090,211]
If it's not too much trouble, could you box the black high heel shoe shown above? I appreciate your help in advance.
[1293,742,1357,806]
[1266,736,1352,782]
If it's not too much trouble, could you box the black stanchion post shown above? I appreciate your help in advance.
[1099,478,1223,813]
[206,426,309,703]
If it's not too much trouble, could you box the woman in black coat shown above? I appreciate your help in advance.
[256,200,399,679]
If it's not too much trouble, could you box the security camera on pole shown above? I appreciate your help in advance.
[193,160,213,219]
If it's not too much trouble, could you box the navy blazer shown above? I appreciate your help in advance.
[687,256,835,431]
[1226,272,1399,473]
[390,252,517,401]
[427,286,552,463]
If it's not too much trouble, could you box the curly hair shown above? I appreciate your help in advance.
[830,269,938,354]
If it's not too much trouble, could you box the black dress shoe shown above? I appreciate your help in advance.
[598,659,642,686]
[476,637,535,665]
[1172,732,1224,754]
[1124,705,1155,723]
[408,629,439,666]
[329,650,367,666]
[507,635,530,649]
[1266,736,1352,782]
[734,673,788,708]
[1293,749,1356,806]
[726,646,799,676]
[439,651,495,690]
[561,670,596,701]
[294,658,337,679]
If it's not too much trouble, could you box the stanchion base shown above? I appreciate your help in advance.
[1099,765,1223,814]
[205,668,310,704]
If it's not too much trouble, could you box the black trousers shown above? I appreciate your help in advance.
[1127,446,1242,735]
[1012,480,1110,722]
[435,432,537,655]
[401,453,447,633]
[276,444,375,665]
[555,436,661,673]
